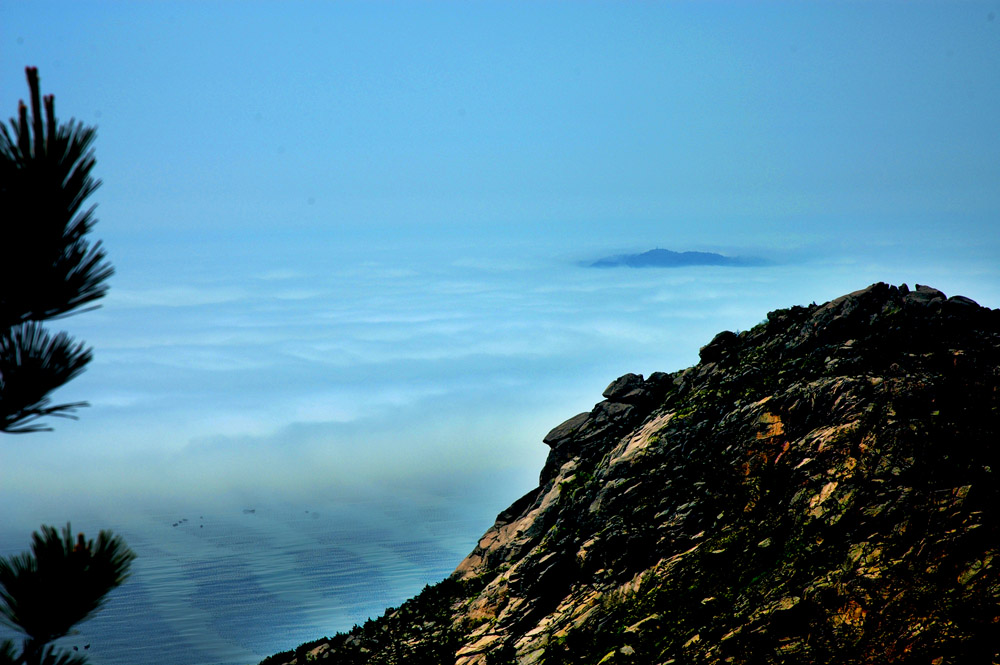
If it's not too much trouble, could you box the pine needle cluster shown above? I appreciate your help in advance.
[0,66,113,433]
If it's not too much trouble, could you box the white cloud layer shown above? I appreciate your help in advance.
[6,229,998,527]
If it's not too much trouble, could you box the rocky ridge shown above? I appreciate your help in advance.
[262,283,1000,665]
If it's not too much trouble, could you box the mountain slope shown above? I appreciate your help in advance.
[262,282,999,665]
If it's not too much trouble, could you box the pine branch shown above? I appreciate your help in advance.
[0,322,92,433]
[0,67,113,328]
[0,524,134,645]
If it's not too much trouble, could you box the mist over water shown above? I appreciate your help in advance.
[2,225,997,664]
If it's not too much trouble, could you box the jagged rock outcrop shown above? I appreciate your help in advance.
[262,283,1000,665]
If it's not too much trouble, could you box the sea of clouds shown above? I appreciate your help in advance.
[1,221,997,664]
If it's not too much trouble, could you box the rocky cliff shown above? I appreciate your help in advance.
[262,283,999,665]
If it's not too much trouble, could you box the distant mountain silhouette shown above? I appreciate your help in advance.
[589,248,766,268]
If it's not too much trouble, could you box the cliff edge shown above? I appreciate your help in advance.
[263,282,1000,665]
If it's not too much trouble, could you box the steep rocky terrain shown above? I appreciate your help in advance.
[262,283,999,665]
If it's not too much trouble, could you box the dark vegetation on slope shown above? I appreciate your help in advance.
[263,282,999,665]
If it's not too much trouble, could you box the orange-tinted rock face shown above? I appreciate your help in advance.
[262,284,1000,665]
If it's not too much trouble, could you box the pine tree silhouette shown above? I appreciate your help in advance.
[0,68,134,665]
[0,525,135,665]
[0,66,113,433]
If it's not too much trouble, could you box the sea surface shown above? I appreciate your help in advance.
[0,494,496,665]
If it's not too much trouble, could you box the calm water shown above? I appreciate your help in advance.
[0,495,494,665]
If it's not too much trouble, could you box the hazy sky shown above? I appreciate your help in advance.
[2,1,999,525]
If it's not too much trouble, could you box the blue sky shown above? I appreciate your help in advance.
[2,1,999,525]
